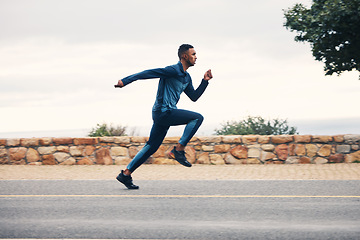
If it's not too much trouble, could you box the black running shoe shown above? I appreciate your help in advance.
[169,147,192,167]
[116,170,139,189]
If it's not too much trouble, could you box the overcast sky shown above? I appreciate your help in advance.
[1,0,359,138]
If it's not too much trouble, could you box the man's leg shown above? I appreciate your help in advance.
[163,109,204,166]
[116,122,169,189]
[126,123,169,173]
[162,109,204,146]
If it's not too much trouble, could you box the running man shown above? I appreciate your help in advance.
[114,44,213,189]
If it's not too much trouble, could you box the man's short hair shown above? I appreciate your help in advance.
[178,44,194,59]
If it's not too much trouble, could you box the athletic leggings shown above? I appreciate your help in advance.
[126,109,204,172]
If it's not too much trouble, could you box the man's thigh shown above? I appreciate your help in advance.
[161,109,201,126]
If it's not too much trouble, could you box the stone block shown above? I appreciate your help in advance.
[0,139,6,146]
[153,157,177,165]
[312,135,332,143]
[9,147,27,162]
[344,134,360,143]
[224,153,242,164]
[114,136,131,144]
[7,139,20,147]
[131,136,147,143]
[95,148,113,165]
[99,137,115,143]
[294,135,312,143]
[0,148,8,164]
[39,138,52,145]
[265,160,284,164]
[221,136,241,144]
[230,145,248,159]
[85,146,96,156]
[70,146,84,157]
[57,146,69,153]
[42,154,56,165]
[114,157,132,165]
[214,144,231,153]
[261,144,275,151]
[129,146,139,158]
[271,135,293,144]
[242,135,258,145]
[275,144,288,160]
[185,146,196,164]
[209,154,225,165]
[26,148,40,162]
[318,145,332,157]
[111,146,128,156]
[38,146,56,155]
[286,156,300,164]
[336,145,351,153]
[77,157,94,165]
[260,151,276,162]
[352,145,359,151]
[248,148,260,158]
[295,144,306,155]
[53,138,73,145]
[74,138,98,145]
[299,156,311,164]
[54,152,70,163]
[196,152,210,164]
[28,162,42,166]
[258,136,270,144]
[60,157,76,165]
[245,158,261,164]
[344,150,360,163]
[333,135,344,143]
[289,144,296,156]
[305,144,318,157]
[202,145,214,152]
[152,145,168,158]
[20,138,39,147]
[163,137,180,143]
[328,154,344,163]
[314,157,328,164]
[198,136,221,143]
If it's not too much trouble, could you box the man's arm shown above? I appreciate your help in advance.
[184,69,213,102]
[203,69,213,81]
[114,66,177,88]
[114,79,124,88]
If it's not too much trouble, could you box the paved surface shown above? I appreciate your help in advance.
[1,180,360,239]
[1,163,360,180]
[1,164,360,239]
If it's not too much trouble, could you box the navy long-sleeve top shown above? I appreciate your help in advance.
[121,61,209,112]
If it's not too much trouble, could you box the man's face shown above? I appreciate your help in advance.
[185,48,197,66]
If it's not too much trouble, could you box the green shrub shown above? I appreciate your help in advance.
[88,123,127,137]
[215,116,298,135]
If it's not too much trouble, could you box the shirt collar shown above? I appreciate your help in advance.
[177,61,186,74]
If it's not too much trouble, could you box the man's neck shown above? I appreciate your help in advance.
[180,59,191,72]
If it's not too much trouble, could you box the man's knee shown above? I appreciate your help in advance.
[197,113,204,124]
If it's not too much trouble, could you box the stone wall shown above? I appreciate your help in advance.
[1,135,360,165]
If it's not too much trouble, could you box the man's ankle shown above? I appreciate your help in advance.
[123,169,132,176]
[176,143,185,152]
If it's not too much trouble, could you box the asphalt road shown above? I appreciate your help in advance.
[1,180,360,239]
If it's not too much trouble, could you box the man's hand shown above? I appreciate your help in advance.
[203,69,213,81]
[114,79,124,88]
